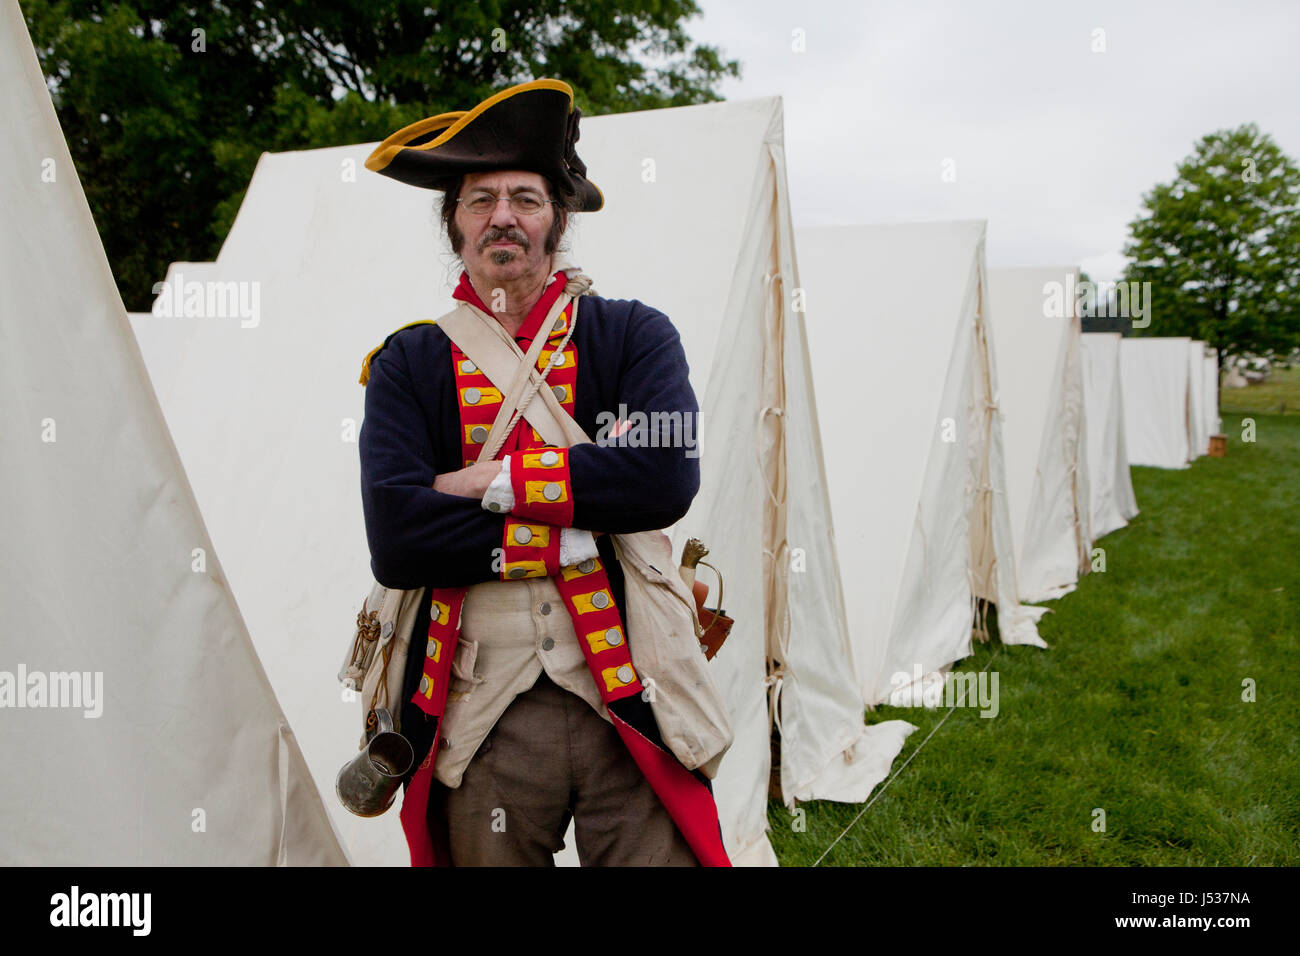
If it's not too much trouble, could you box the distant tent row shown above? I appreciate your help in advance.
[1120,337,1221,469]
[988,267,1091,603]
[798,222,1047,725]
[6,0,1222,864]
[1196,345,1222,457]
[1079,334,1141,539]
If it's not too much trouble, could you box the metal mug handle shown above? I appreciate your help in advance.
[337,706,414,818]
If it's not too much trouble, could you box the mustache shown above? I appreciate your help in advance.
[478,226,530,252]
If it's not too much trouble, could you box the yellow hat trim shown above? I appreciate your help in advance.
[364,112,462,173]
[365,78,574,174]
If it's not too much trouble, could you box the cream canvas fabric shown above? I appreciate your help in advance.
[1120,337,1193,468]
[1080,333,1140,540]
[988,267,1092,603]
[1203,349,1221,440]
[130,97,890,866]
[1187,340,1209,460]
[0,5,347,865]
[796,222,1047,718]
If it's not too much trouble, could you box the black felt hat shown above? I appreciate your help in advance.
[365,78,603,212]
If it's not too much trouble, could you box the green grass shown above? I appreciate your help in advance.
[770,414,1299,866]
[1219,365,1300,416]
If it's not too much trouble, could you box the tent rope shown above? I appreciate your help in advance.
[765,668,786,738]
[755,406,788,508]
[811,647,1002,866]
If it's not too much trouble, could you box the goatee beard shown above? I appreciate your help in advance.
[477,226,530,267]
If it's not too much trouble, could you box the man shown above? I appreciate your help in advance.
[357,79,731,866]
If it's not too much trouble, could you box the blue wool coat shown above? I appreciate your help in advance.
[358,293,702,771]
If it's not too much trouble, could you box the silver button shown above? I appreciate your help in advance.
[459,359,477,374]
[464,387,481,405]
[552,385,567,401]
[550,352,565,366]
[513,526,533,544]
[542,482,562,501]
[605,627,623,646]
[426,642,438,658]
[380,621,394,639]
[591,591,609,609]
[541,638,555,651]
[418,676,430,695]
[487,500,502,512]
[616,665,633,683]
[507,567,527,579]
[470,425,488,443]
[577,559,595,574]
[540,450,560,466]
[553,317,565,331]
[540,602,552,615]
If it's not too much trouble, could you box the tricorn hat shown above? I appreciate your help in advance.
[364,78,603,212]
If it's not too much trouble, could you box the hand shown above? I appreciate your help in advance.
[432,460,504,499]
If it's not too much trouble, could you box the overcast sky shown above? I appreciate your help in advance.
[688,0,1300,282]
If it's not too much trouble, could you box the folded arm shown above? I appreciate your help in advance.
[500,304,702,534]
[360,339,506,589]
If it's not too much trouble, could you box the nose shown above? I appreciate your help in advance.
[487,197,519,229]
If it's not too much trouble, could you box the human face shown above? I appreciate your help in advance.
[454,170,556,289]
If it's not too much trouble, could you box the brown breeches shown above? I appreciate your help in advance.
[437,671,698,866]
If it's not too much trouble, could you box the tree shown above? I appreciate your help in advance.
[22,0,741,310]
[1123,123,1300,363]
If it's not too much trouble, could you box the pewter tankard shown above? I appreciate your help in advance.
[336,706,414,817]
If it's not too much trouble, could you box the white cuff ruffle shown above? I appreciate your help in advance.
[481,456,515,513]
[560,527,600,567]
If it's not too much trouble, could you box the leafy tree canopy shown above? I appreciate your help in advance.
[22,0,740,309]
[1123,123,1300,362]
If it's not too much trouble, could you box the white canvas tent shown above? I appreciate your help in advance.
[1079,333,1140,539]
[1187,340,1209,460]
[130,96,910,865]
[0,4,347,865]
[796,222,1047,716]
[1203,348,1221,440]
[988,268,1092,602]
[1120,337,1193,468]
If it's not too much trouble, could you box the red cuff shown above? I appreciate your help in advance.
[411,589,465,718]
[499,518,562,580]
[509,446,575,527]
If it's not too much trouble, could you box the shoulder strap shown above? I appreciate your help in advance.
[437,299,593,457]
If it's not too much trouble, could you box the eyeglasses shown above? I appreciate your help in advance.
[457,193,558,216]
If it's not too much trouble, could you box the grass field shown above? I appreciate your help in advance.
[769,413,1299,866]
[1219,365,1300,416]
